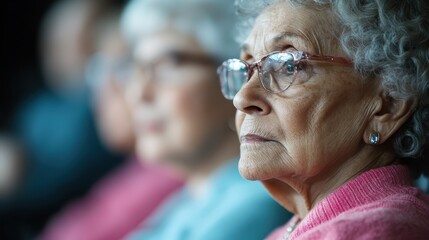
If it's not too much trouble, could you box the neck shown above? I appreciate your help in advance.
[263,145,397,219]
[183,130,240,198]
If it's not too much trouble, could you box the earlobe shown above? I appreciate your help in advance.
[364,91,418,144]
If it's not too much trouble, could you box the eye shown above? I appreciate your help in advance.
[283,61,295,74]
[164,52,184,66]
[292,61,312,84]
[269,60,295,78]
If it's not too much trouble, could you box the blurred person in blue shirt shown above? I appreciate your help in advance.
[416,176,429,193]
[122,0,292,239]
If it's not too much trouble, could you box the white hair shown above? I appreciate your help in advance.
[121,0,240,61]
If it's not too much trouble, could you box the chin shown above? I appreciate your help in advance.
[238,157,267,181]
[136,139,165,164]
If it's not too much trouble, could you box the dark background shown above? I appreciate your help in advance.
[1,2,124,239]
[2,0,57,131]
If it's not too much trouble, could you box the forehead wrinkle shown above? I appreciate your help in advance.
[271,31,318,53]
[292,6,342,56]
[243,29,273,59]
[242,2,340,59]
[274,1,340,55]
[261,14,322,55]
[293,27,322,54]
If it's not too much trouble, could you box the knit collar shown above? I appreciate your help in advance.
[291,164,412,239]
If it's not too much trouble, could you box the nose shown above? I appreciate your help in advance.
[233,73,271,116]
[125,66,156,109]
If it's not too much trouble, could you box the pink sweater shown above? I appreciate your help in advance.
[40,159,184,240]
[266,165,429,240]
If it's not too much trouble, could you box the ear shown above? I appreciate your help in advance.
[364,89,417,145]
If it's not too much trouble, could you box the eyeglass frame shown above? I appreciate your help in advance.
[85,52,133,91]
[217,50,353,100]
[132,50,219,84]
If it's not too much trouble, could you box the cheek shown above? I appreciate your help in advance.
[235,111,245,136]
[261,88,343,172]
[162,85,207,123]
[136,138,164,165]
[159,84,213,147]
[274,93,315,142]
[285,80,369,175]
[309,78,368,142]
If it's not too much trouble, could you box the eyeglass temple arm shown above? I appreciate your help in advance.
[304,54,353,65]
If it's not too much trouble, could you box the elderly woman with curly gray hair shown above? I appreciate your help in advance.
[217,0,429,239]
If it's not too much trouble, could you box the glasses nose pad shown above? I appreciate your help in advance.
[247,64,264,88]
[248,66,257,81]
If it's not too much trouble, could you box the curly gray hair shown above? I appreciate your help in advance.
[235,0,429,177]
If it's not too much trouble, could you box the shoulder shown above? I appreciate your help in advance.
[191,180,291,240]
[220,177,291,220]
[299,196,429,240]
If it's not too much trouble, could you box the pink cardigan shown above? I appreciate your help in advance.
[266,165,429,240]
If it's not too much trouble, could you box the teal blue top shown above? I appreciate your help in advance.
[127,159,292,240]
[416,175,429,193]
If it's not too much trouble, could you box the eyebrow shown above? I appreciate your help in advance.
[241,31,307,54]
[241,44,250,53]
[272,31,305,49]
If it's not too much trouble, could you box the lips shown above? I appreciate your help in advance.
[135,118,164,134]
[133,107,165,134]
[143,121,163,132]
[240,134,272,143]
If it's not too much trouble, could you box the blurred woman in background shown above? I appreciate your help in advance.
[122,0,291,239]
[39,5,183,240]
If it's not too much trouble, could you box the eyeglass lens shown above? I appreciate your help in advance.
[219,59,248,100]
[218,52,297,100]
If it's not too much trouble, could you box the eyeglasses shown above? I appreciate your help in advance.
[85,52,132,91]
[132,50,217,84]
[217,50,352,100]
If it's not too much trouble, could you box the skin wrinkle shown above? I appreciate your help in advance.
[241,5,317,60]
[305,81,390,210]
[272,32,315,53]
[290,2,342,56]
[306,76,374,164]
[237,1,328,182]
[239,118,290,171]
[241,6,343,60]
[233,0,415,220]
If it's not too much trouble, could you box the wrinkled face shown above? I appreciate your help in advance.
[234,1,378,181]
[127,29,234,167]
